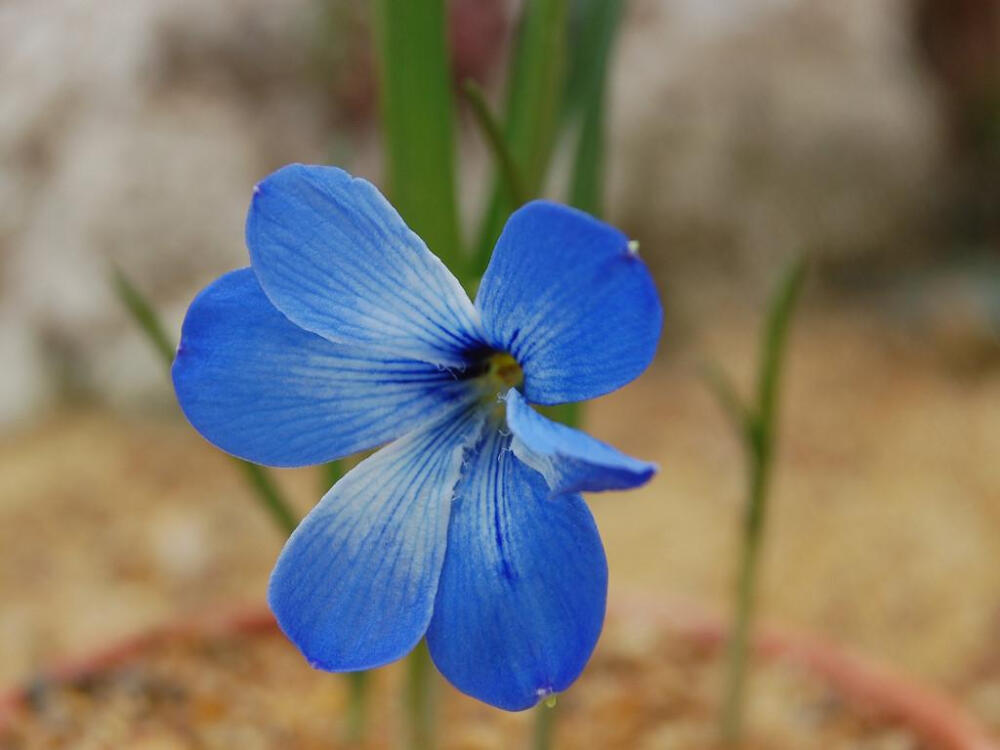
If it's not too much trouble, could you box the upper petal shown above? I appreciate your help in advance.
[426,424,607,711]
[475,201,662,404]
[247,164,485,368]
[172,268,475,467]
[268,404,485,671]
[505,389,657,496]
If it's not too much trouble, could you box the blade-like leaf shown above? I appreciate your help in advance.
[567,0,625,216]
[472,0,569,274]
[462,79,528,208]
[111,266,175,367]
[373,0,462,275]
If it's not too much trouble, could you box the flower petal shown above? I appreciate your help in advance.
[268,405,485,671]
[246,164,485,369]
[426,425,607,710]
[475,201,662,404]
[505,390,657,496]
[172,268,475,467]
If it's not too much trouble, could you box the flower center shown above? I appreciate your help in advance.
[485,352,524,391]
[473,351,524,420]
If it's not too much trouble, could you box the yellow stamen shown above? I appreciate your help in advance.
[487,352,524,389]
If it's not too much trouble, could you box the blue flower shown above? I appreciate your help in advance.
[172,164,662,710]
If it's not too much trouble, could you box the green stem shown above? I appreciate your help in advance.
[532,700,557,750]
[462,79,528,208]
[718,257,806,745]
[111,267,300,538]
[111,266,176,367]
[566,0,624,217]
[322,460,345,489]
[472,0,568,275]
[345,670,368,744]
[237,461,297,536]
[373,0,462,276]
[404,640,435,750]
[698,362,753,443]
[719,422,769,745]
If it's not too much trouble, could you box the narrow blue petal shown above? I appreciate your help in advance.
[475,201,662,404]
[247,164,485,369]
[172,269,475,467]
[426,425,607,711]
[268,405,485,671]
[505,390,657,496]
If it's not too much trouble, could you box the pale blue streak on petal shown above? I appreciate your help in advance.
[247,164,486,369]
[172,269,475,467]
[427,424,607,710]
[505,390,656,496]
[475,201,662,404]
[268,404,486,671]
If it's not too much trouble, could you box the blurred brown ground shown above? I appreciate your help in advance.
[1,301,997,717]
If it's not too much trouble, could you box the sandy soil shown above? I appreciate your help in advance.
[0,611,924,750]
[0,306,998,736]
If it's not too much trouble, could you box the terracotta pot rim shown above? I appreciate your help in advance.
[1,592,995,750]
[612,591,998,750]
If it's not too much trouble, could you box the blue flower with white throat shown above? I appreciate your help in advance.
[172,164,662,710]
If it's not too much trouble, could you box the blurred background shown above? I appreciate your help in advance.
[1,0,999,743]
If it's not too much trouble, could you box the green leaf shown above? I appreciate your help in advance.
[698,360,753,443]
[373,0,462,277]
[719,255,807,744]
[567,0,625,216]
[237,461,298,535]
[472,0,569,275]
[756,255,808,444]
[462,79,528,208]
[111,266,175,367]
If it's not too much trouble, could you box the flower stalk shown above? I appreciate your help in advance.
[532,699,557,750]
[708,257,807,745]
[462,79,528,210]
[405,640,436,750]
[345,670,368,744]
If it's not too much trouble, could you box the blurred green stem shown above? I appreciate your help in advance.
[473,0,568,274]
[238,461,297,535]
[345,670,368,744]
[462,79,528,208]
[714,258,807,745]
[567,0,624,216]
[532,699,557,750]
[111,267,176,367]
[111,267,299,537]
[373,0,462,276]
[405,640,435,750]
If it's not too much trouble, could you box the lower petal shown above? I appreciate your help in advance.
[268,405,485,671]
[506,390,657,496]
[426,425,608,710]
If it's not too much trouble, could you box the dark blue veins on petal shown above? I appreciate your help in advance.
[172,268,479,467]
[426,422,608,711]
[475,200,662,404]
[268,403,486,671]
[247,165,486,368]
